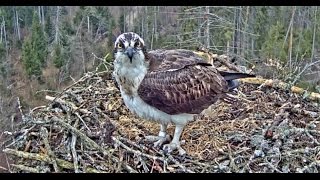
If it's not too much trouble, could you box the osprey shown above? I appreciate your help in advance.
[113,32,255,155]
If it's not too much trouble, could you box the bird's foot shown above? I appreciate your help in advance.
[162,141,186,156]
[144,135,171,148]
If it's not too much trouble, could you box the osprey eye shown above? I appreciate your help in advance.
[117,43,123,49]
[134,41,141,48]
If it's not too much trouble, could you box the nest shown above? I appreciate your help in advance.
[1,63,320,173]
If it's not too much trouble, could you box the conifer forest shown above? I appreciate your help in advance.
[1,6,320,173]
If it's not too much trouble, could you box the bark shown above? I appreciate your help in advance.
[239,78,320,102]
[205,6,210,48]
[55,6,60,44]
[311,6,317,61]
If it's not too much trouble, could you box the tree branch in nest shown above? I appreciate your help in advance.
[40,127,60,172]
[3,148,104,173]
[239,78,320,102]
[193,50,243,72]
[45,95,90,114]
[71,120,79,173]
[50,117,137,173]
[11,164,40,173]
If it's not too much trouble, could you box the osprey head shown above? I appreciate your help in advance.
[114,32,146,64]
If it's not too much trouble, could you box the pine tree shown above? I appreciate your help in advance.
[45,14,53,44]
[31,11,48,65]
[261,21,287,61]
[22,11,48,78]
[22,37,41,77]
[118,9,126,33]
[53,43,64,68]
[0,42,6,77]
[254,7,269,51]
[108,17,116,49]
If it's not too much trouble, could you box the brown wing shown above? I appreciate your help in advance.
[146,49,212,72]
[138,49,229,115]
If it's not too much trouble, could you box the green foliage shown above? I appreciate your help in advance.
[294,28,313,59]
[0,42,6,77]
[22,11,48,78]
[261,21,287,61]
[31,11,48,65]
[0,7,14,33]
[53,43,64,68]
[254,6,269,50]
[177,6,199,49]
[22,37,41,77]
[108,17,116,49]
[45,14,53,43]
[0,42,6,60]
[118,8,126,33]
[16,6,34,29]
[296,80,318,93]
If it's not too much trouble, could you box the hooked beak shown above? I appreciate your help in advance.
[125,47,134,63]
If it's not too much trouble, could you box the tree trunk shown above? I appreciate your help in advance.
[154,6,158,41]
[38,6,42,23]
[226,40,230,56]
[0,20,3,43]
[16,9,20,40]
[289,7,296,71]
[311,6,317,62]
[151,17,154,50]
[123,7,126,32]
[145,7,148,45]
[3,17,8,57]
[12,7,17,40]
[55,6,60,44]
[87,16,90,35]
[238,6,242,56]
[41,6,45,32]
[141,8,144,38]
[243,6,250,58]
[205,6,210,48]
[233,7,238,55]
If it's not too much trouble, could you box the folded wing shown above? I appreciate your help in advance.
[138,49,229,115]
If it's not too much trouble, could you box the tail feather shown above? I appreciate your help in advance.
[227,79,240,90]
[218,71,255,81]
[218,71,255,91]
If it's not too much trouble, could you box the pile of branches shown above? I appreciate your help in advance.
[1,54,320,173]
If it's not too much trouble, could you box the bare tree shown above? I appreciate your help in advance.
[311,6,317,61]
[288,7,296,71]
[15,8,20,40]
[55,6,61,44]
[205,6,210,48]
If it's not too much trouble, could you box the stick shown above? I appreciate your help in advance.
[11,164,40,173]
[3,148,104,173]
[166,155,194,173]
[71,120,79,173]
[51,117,137,172]
[0,165,8,171]
[40,127,60,172]
[45,95,90,114]
[112,136,164,162]
[17,97,27,122]
[74,112,91,132]
[193,50,243,72]
[239,78,320,102]
[51,117,109,155]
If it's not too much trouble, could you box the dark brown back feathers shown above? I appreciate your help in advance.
[138,49,230,115]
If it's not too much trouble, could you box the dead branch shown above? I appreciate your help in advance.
[40,127,60,172]
[11,164,40,173]
[239,78,320,102]
[3,148,105,173]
